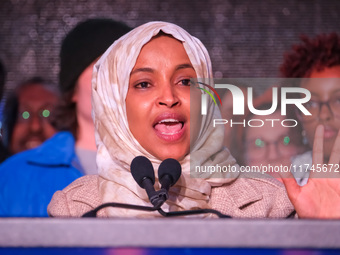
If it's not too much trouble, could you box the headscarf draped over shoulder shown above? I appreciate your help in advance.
[92,21,239,217]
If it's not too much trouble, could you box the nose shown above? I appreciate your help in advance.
[319,103,332,122]
[29,114,43,133]
[267,142,280,162]
[157,84,179,108]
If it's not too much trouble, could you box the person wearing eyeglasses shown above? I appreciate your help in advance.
[0,19,131,217]
[280,33,340,185]
[240,91,308,181]
[1,77,58,157]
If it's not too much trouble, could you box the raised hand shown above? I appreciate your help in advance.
[281,125,340,218]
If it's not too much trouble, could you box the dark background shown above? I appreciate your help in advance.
[0,0,340,94]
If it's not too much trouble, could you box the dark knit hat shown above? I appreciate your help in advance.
[59,18,131,94]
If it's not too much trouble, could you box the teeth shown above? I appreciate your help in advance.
[158,119,179,124]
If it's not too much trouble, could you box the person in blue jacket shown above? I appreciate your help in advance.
[0,19,131,217]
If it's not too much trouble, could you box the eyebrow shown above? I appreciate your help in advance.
[310,88,340,97]
[130,67,154,75]
[175,63,195,71]
[130,63,195,76]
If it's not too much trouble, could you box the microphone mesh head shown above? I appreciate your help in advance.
[130,156,155,187]
[158,158,182,186]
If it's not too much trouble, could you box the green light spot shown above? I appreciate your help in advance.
[255,138,264,147]
[283,136,290,145]
[42,109,50,118]
[22,111,30,120]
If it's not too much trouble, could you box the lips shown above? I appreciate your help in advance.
[323,126,338,139]
[154,119,184,134]
[24,137,44,150]
[153,113,186,142]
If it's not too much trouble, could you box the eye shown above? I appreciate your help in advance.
[332,96,340,105]
[135,82,151,89]
[254,138,265,148]
[41,109,51,118]
[178,79,192,86]
[304,100,319,109]
[282,136,290,146]
[21,111,30,120]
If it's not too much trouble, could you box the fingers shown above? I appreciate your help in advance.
[312,125,340,178]
[328,129,340,165]
[311,125,324,179]
[280,171,301,204]
[326,129,340,179]
[312,125,324,165]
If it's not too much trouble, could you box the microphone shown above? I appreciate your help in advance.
[158,158,182,192]
[82,156,232,218]
[130,156,164,208]
[131,155,156,197]
[154,158,231,218]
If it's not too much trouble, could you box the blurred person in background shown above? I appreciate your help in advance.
[280,33,340,185]
[239,89,308,181]
[50,19,131,175]
[1,77,58,159]
[0,18,131,217]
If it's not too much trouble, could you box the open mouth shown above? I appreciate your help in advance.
[25,139,43,150]
[153,114,186,142]
[154,119,184,135]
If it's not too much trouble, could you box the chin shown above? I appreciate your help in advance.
[153,148,188,162]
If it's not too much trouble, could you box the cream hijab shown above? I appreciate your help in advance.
[92,21,239,217]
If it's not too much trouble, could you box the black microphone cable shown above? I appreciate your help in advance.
[82,202,231,218]
[82,202,159,217]
[157,208,231,218]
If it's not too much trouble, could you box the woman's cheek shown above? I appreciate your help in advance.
[189,89,202,145]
